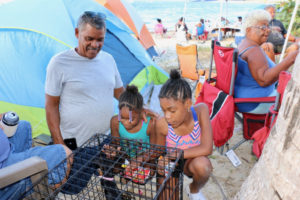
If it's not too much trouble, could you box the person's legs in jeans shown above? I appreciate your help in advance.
[8,120,32,153]
[0,144,70,199]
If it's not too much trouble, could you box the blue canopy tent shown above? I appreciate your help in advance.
[0,0,168,137]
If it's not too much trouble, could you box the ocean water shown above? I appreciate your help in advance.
[131,0,267,32]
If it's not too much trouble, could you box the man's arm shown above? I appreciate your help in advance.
[45,94,64,145]
[114,87,125,100]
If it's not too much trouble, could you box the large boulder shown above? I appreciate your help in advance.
[234,54,300,200]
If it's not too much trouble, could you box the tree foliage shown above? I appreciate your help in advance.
[276,0,300,37]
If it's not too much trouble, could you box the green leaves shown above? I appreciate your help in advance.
[276,0,300,36]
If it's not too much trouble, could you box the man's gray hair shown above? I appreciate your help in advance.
[77,11,106,31]
[264,5,275,11]
[242,9,271,33]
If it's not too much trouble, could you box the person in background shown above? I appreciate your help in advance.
[220,16,230,26]
[175,17,189,43]
[0,115,72,199]
[154,18,167,37]
[193,19,207,41]
[220,16,231,37]
[261,5,299,62]
[45,11,124,148]
[235,16,243,28]
[234,16,245,46]
[235,9,299,114]
[156,70,213,200]
[233,16,243,32]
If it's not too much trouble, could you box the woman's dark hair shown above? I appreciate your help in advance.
[159,69,192,101]
[119,85,143,111]
[157,18,162,23]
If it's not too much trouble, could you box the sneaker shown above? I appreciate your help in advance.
[185,184,206,200]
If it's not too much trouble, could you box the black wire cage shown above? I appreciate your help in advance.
[21,133,184,200]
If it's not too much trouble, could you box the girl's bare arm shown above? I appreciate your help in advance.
[183,103,213,159]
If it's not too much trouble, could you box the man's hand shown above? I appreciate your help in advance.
[142,108,159,123]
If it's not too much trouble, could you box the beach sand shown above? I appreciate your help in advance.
[152,31,257,200]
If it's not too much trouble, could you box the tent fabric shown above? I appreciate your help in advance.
[96,0,156,55]
[0,0,168,138]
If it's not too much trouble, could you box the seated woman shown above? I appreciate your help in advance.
[154,18,167,37]
[175,17,188,43]
[235,9,299,114]
[193,19,207,41]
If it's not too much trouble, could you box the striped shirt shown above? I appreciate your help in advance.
[166,107,201,150]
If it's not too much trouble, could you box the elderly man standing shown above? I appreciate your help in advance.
[45,11,124,148]
[261,5,299,62]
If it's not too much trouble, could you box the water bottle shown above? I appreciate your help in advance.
[0,112,19,137]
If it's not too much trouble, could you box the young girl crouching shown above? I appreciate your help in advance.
[156,69,213,200]
[100,85,156,194]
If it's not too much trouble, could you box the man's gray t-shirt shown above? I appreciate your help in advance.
[45,49,123,146]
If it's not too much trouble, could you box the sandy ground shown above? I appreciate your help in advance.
[152,31,257,200]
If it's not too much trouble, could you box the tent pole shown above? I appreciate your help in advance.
[218,0,224,41]
[279,0,299,62]
[183,0,187,23]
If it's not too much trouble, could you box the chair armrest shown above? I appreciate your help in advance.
[0,156,48,188]
[234,96,276,103]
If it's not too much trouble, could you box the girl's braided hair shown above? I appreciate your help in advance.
[119,85,143,111]
[159,69,192,101]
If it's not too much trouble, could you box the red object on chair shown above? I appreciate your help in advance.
[197,81,235,147]
[196,40,276,151]
[196,41,237,147]
[252,71,291,158]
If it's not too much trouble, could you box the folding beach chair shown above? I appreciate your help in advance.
[176,44,201,81]
[196,40,276,153]
[252,71,291,158]
[0,157,50,199]
[195,40,237,148]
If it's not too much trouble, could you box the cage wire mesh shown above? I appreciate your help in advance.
[21,133,184,200]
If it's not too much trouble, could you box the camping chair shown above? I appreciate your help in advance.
[196,40,276,154]
[251,71,291,158]
[176,44,202,81]
[0,157,50,199]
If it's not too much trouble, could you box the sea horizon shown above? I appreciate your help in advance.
[131,0,269,32]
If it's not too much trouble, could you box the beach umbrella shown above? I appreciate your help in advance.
[95,0,157,57]
[0,0,167,138]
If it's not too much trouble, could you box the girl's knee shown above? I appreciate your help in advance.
[189,156,212,177]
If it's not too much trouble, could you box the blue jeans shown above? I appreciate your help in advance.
[0,121,67,200]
